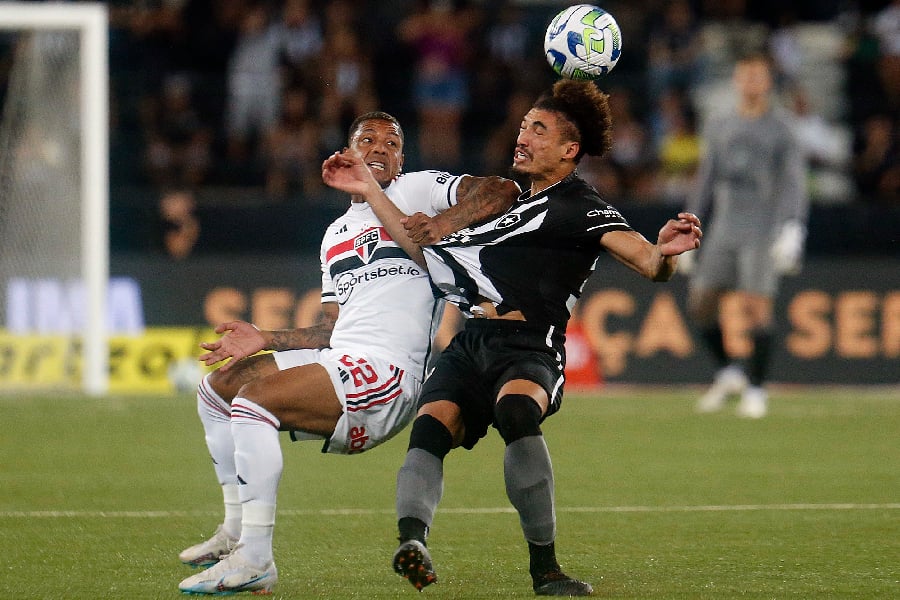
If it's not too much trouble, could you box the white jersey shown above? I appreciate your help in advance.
[320,170,464,379]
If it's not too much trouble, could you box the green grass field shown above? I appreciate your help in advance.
[2,387,898,599]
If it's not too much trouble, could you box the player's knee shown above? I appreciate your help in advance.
[408,414,453,459]
[206,369,228,396]
[494,394,542,445]
[212,354,277,400]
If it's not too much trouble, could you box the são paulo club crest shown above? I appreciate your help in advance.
[354,228,383,263]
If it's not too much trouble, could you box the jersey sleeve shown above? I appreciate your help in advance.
[775,117,809,227]
[554,185,632,243]
[578,202,632,242]
[388,170,466,217]
[687,113,723,220]
[319,227,336,305]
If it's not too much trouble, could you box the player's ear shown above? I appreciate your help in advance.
[563,141,580,160]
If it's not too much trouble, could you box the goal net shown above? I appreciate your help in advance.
[0,3,108,394]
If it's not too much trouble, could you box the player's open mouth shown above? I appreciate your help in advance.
[513,149,530,162]
[368,161,386,171]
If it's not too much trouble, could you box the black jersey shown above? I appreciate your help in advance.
[423,171,632,330]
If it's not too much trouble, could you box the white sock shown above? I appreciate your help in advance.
[198,375,237,483]
[197,375,240,537]
[240,502,277,567]
[231,397,282,566]
[222,484,241,540]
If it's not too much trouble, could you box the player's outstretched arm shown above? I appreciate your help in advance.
[199,321,271,370]
[199,305,339,371]
[603,212,702,282]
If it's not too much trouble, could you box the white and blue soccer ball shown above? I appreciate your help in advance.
[544,4,622,80]
[167,357,205,393]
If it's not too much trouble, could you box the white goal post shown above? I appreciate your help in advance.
[0,2,109,395]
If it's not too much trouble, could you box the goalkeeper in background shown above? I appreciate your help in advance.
[682,52,809,418]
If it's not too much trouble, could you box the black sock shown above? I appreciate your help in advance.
[748,329,774,386]
[699,324,729,368]
[398,516,429,544]
[529,541,560,577]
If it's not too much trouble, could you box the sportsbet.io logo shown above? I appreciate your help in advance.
[335,264,422,301]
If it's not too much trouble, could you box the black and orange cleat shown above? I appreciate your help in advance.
[392,539,437,591]
[532,568,593,596]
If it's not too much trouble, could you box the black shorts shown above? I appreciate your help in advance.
[419,318,566,450]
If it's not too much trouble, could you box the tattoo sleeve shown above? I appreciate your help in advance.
[266,308,338,351]
[440,176,519,232]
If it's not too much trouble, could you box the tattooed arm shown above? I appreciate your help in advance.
[403,175,521,245]
[199,303,340,370]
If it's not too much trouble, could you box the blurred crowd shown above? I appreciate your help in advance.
[2,0,899,255]
[103,0,898,200]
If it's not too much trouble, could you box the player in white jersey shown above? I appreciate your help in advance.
[177,112,519,595]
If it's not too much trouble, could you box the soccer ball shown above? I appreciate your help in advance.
[544,4,622,80]
[167,357,205,393]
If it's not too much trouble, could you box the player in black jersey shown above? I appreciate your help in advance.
[323,80,702,596]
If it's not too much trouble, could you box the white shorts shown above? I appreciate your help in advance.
[272,348,421,455]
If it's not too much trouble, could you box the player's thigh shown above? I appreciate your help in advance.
[240,360,342,436]
[419,344,492,449]
[208,352,280,400]
[692,243,737,289]
[738,244,779,299]
[690,241,737,320]
[261,349,423,454]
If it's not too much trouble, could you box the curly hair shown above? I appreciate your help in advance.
[533,79,612,161]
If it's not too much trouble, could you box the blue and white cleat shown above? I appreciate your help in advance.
[179,525,238,568]
[179,546,276,595]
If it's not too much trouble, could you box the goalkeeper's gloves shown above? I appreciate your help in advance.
[770,220,806,275]
[676,249,696,275]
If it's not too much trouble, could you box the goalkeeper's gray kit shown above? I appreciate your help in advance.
[687,105,808,294]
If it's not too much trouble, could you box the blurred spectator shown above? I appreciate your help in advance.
[110,1,186,94]
[318,26,378,151]
[872,0,900,108]
[481,87,534,177]
[262,85,322,200]
[656,97,701,206]
[224,2,283,171]
[467,1,549,175]
[842,4,886,125]
[646,0,704,102]
[606,86,656,202]
[275,0,323,83]
[788,85,853,204]
[322,0,359,33]
[768,7,803,89]
[578,157,626,206]
[157,189,201,259]
[142,73,213,187]
[853,112,900,205]
[486,2,529,69]
[397,0,480,171]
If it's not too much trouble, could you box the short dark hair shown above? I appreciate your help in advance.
[735,50,773,68]
[347,111,404,145]
[533,80,612,161]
